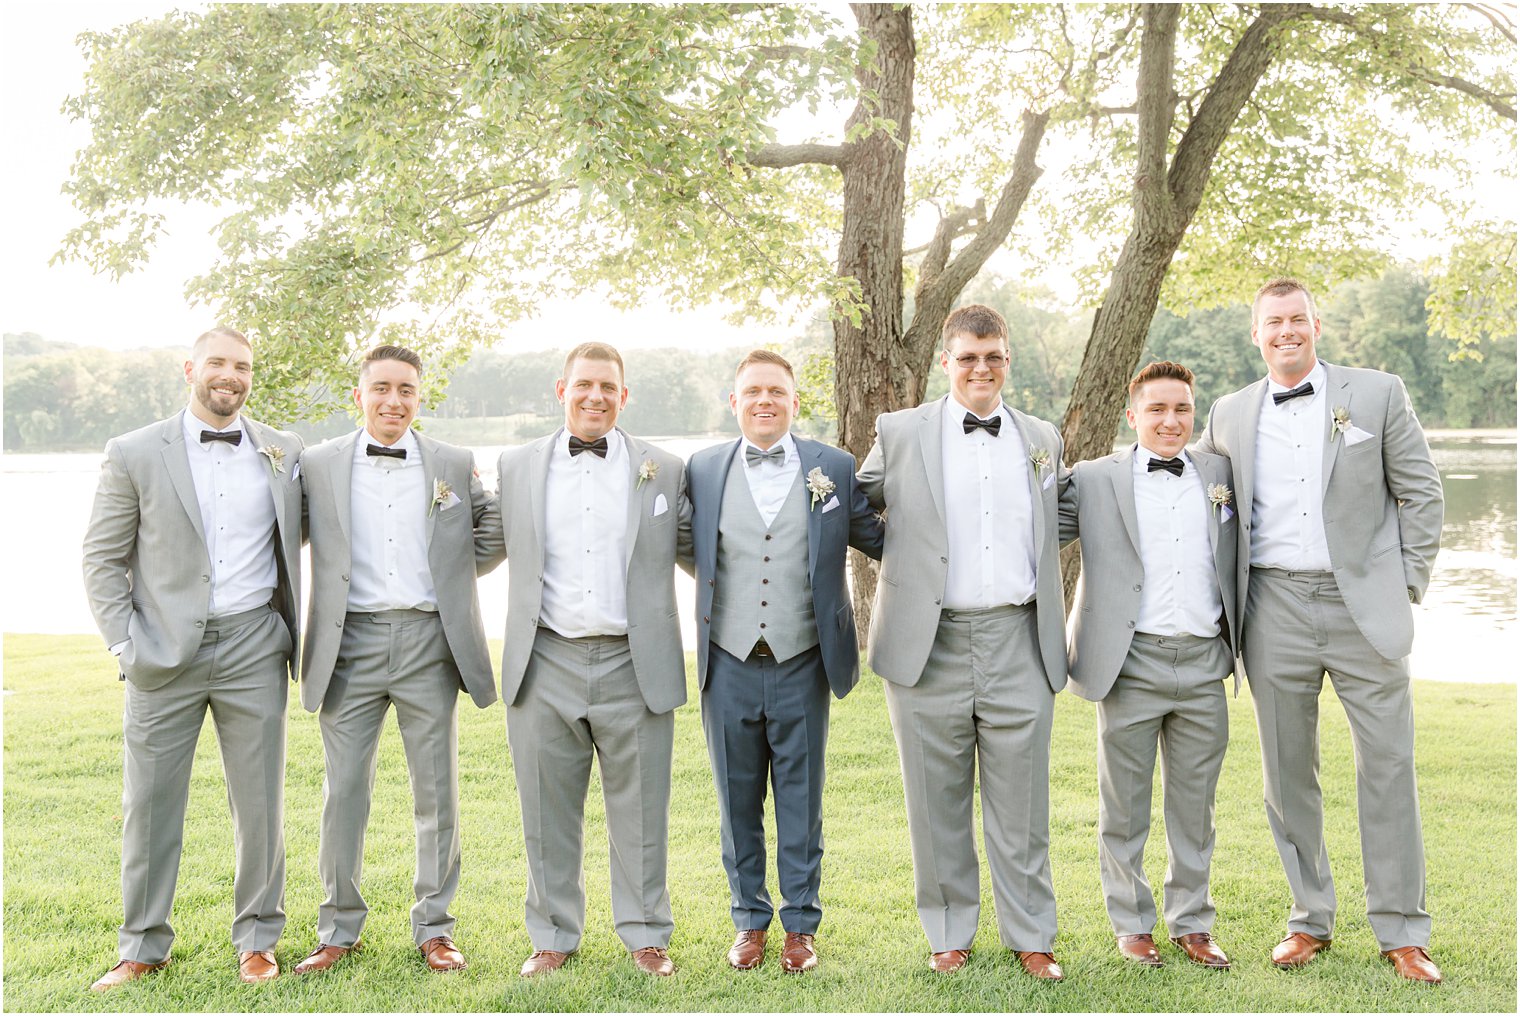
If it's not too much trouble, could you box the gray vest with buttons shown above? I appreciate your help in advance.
[711,458,817,663]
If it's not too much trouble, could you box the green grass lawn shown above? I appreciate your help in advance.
[3,633,1514,1012]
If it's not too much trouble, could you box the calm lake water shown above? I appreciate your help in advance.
[3,432,1513,683]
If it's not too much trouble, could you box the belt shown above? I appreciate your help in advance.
[1132,631,1218,648]
[749,638,774,660]
[345,607,438,623]
[940,601,1034,622]
[204,603,275,631]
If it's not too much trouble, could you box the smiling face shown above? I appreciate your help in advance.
[1252,289,1321,387]
[557,355,627,441]
[730,361,798,449]
[354,356,420,445]
[184,332,252,428]
[1126,376,1195,459]
[941,331,1009,418]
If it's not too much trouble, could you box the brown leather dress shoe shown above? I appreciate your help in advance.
[237,950,279,983]
[727,930,767,970]
[1016,950,1065,981]
[520,949,571,977]
[781,932,818,973]
[293,942,360,975]
[631,946,675,976]
[1117,933,1163,967]
[1272,932,1331,968]
[90,959,167,991]
[930,949,971,973]
[1382,945,1442,984]
[1171,933,1230,969]
[419,935,466,972]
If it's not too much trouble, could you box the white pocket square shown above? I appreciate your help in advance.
[652,493,669,517]
[1042,472,1056,491]
[440,491,462,511]
[292,461,301,481]
[820,495,840,514]
[1344,425,1375,446]
[1221,504,1235,523]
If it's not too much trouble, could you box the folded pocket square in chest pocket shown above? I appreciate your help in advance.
[652,493,669,517]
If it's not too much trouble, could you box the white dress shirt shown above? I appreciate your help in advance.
[1250,360,1333,570]
[1131,446,1222,638]
[941,397,1037,609]
[739,432,800,527]
[346,428,439,611]
[541,427,631,638]
[181,409,278,617]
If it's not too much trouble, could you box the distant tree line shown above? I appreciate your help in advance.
[4,267,1513,453]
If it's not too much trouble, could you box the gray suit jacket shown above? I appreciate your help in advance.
[1197,362,1443,662]
[484,428,689,714]
[681,436,885,699]
[857,396,1070,692]
[299,429,502,712]
[83,411,304,689]
[1058,445,1239,701]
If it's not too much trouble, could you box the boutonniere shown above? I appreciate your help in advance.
[429,478,452,517]
[1028,445,1051,473]
[806,466,835,510]
[1329,405,1352,441]
[637,457,658,488]
[257,445,286,475]
[1207,483,1233,519]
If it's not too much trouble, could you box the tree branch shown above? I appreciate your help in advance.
[747,142,852,168]
[1462,3,1516,44]
[1134,4,1181,201]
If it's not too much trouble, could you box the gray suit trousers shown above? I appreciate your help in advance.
[507,628,675,953]
[316,610,463,947]
[118,605,290,962]
[1097,632,1231,937]
[1244,568,1430,950]
[884,603,1058,952]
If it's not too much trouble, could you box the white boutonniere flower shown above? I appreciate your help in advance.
[806,467,835,510]
[429,478,452,517]
[1329,405,1352,441]
[257,445,286,475]
[637,458,658,488]
[1028,445,1051,474]
[1207,483,1233,519]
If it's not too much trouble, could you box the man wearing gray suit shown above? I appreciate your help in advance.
[487,342,687,978]
[1059,360,1237,970]
[1197,278,1444,983]
[682,350,883,974]
[858,304,1069,979]
[83,327,303,989]
[291,344,500,977]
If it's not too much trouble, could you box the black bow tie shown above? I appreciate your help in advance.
[963,412,1002,436]
[366,443,406,459]
[1272,381,1314,405]
[568,435,608,458]
[746,445,785,466]
[200,429,241,446]
[1147,456,1185,477]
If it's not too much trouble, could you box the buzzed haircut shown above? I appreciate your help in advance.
[191,326,252,359]
[563,341,625,382]
[1128,360,1196,403]
[941,304,1009,346]
[734,348,795,381]
[1252,277,1318,324]
[359,343,423,380]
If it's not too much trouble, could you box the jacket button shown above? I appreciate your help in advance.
[708,579,715,587]
[1127,621,1136,629]
[202,575,210,582]
[342,574,350,582]
[1133,583,1142,591]
[703,615,709,624]
[194,620,204,628]
[934,599,941,605]
[335,620,343,628]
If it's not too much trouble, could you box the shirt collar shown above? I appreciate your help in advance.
[182,408,244,449]
[556,426,624,461]
[355,426,419,462]
[1133,443,1192,473]
[1266,360,1327,401]
[947,395,1009,427]
[740,431,797,468]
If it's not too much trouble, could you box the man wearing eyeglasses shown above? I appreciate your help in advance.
[858,305,1070,979]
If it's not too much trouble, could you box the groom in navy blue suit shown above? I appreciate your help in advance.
[681,349,883,973]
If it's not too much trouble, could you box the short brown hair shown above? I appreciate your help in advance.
[1252,277,1318,324]
[191,327,251,360]
[734,348,795,382]
[359,343,423,380]
[941,304,1008,346]
[563,341,625,382]
[1128,360,1195,403]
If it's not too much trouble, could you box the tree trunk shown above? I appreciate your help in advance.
[835,3,915,643]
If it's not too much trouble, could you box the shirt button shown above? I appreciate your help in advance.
[764,534,772,541]
[762,578,769,584]
[759,622,767,629]
[763,556,771,563]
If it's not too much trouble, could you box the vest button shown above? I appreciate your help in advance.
[759,622,767,629]
[761,601,768,607]
[762,578,769,584]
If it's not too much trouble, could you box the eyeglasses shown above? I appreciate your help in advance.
[947,353,1008,369]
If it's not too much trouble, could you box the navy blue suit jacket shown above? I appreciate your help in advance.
[682,436,884,699]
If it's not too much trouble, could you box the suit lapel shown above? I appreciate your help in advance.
[622,430,645,571]
[703,439,742,559]
[161,414,206,543]
[1233,377,1268,515]
[242,417,289,545]
[1109,447,1141,555]
[416,432,439,545]
[529,432,555,571]
[916,399,948,528]
[1321,363,1352,497]
[1195,452,1222,555]
[328,431,359,542]
[797,437,824,577]
[1009,409,1046,559]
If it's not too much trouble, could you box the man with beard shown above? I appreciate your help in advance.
[83,327,304,988]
